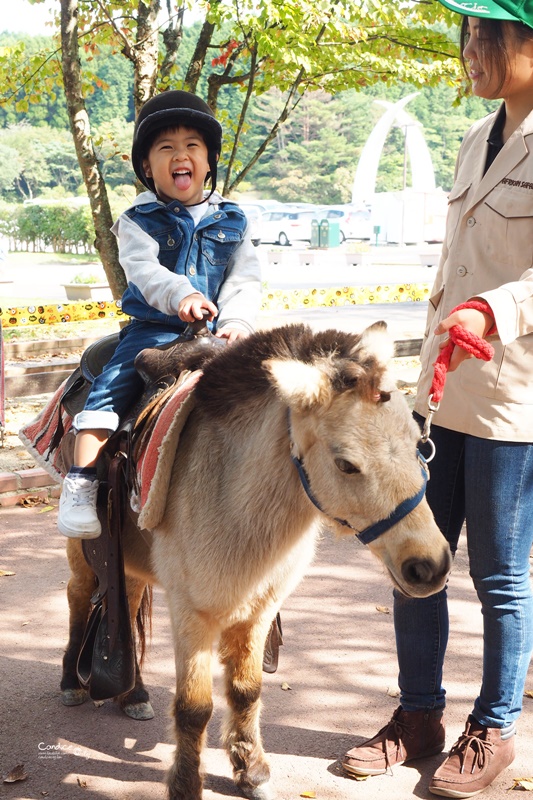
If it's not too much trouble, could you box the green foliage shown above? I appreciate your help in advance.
[0,2,497,209]
[3,202,95,253]
[70,272,104,284]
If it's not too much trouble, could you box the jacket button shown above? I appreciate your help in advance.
[173,208,180,214]
[217,231,226,239]
[466,216,476,227]
[457,265,467,277]
[214,213,222,219]
[189,266,196,275]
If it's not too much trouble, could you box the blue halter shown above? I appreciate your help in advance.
[288,413,429,545]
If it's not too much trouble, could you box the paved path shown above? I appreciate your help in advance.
[1,505,532,800]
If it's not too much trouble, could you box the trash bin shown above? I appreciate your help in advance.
[319,219,330,248]
[318,219,340,248]
[326,221,340,247]
[310,219,319,248]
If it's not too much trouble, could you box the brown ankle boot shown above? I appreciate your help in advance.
[343,706,445,777]
[429,716,515,798]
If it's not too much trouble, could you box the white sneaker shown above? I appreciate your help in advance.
[58,473,101,539]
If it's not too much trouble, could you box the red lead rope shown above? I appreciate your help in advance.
[422,300,496,452]
[428,299,496,404]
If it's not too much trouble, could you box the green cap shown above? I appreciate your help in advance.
[437,0,532,25]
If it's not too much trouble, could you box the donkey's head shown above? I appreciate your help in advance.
[265,322,451,598]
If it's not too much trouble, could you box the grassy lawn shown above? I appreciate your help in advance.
[6,251,101,267]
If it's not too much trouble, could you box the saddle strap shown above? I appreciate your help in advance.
[106,445,131,650]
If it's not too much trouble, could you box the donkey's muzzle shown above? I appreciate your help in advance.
[401,548,452,595]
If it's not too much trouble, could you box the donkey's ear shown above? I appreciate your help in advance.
[264,358,332,409]
[357,321,394,366]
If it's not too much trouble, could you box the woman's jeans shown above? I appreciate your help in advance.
[395,416,533,728]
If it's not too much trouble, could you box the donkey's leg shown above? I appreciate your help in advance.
[219,618,273,800]
[167,613,215,800]
[60,540,94,706]
[118,577,154,720]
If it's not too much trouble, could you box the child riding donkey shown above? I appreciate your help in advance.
[58,90,261,539]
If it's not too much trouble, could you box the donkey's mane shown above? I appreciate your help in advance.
[179,323,386,418]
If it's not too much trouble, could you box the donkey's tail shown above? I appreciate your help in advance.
[135,584,153,670]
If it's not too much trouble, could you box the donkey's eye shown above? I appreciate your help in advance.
[335,458,360,475]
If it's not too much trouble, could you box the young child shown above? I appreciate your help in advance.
[58,90,261,539]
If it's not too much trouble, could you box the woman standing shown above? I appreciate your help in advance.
[343,1,533,796]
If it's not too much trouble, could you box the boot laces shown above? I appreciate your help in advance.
[380,711,414,768]
[451,730,493,775]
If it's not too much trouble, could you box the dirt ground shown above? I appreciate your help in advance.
[0,397,44,473]
[1,504,532,800]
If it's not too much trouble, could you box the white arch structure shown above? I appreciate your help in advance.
[351,92,436,206]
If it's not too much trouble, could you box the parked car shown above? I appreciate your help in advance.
[260,209,317,246]
[238,203,262,246]
[315,205,372,242]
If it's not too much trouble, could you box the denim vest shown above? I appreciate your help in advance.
[121,199,247,329]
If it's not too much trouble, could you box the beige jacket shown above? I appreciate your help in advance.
[414,105,533,441]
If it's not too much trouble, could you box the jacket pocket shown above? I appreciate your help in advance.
[152,227,185,269]
[484,187,533,269]
[201,228,242,266]
[445,181,472,251]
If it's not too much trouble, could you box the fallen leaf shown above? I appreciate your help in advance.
[38,505,55,513]
[18,496,43,507]
[281,682,291,691]
[511,777,533,791]
[93,700,104,707]
[21,621,31,627]
[77,777,87,787]
[41,792,49,797]
[376,605,390,614]
[353,775,369,782]
[524,690,533,699]
[3,764,28,783]
[0,570,15,577]
[387,687,400,697]
[300,792,316,798]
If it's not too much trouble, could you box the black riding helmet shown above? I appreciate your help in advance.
[131,90,223,198]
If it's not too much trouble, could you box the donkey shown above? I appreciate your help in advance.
[60,322,451,800]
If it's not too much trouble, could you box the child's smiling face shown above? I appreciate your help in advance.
[143,126,210,205]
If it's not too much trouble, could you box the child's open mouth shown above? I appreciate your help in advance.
[173,169,192,191]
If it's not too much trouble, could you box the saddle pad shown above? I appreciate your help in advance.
[134,369,202,531]
[18,377,73,484]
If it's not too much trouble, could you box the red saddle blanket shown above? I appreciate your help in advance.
[19,369,202,530]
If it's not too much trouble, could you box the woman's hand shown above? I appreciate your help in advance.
[178,292,218,323]
[435,308,494,372]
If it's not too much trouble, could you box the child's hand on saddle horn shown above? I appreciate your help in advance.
[178,292,218,323]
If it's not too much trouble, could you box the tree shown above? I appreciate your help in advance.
[0,0,462,294]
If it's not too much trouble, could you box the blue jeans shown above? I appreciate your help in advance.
[84,320,182,417]
[395,416,533,728]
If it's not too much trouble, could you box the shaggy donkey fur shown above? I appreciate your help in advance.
[60,322,451,800]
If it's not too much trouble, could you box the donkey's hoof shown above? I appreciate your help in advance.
[122,701,155,720]
[61,688,89,706]
[240,784,275,800]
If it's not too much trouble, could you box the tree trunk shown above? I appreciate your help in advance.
[60,0,126,299]
[160,0,184,84]
[185,13,217,94]
[133,0,161,114]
